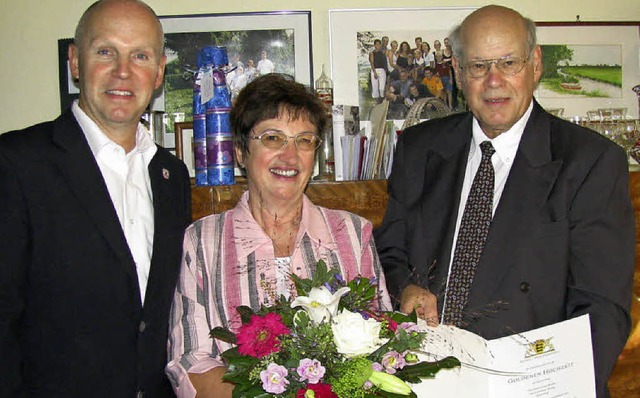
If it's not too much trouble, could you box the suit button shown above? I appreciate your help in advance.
[520,282,530,293]
[139,321,146,333]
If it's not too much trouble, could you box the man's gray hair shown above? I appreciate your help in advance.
[449,15,537,61]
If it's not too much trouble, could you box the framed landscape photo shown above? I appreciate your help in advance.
[174,121,195,177]
[328,7,476,122]
[534,21,640,119]
[151,11,313,130]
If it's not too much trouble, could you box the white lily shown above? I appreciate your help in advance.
[290,286,350,323]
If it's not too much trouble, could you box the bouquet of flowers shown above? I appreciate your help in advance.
[210,260,460,397]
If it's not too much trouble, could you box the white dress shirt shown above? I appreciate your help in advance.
[441,102,533,321]
[72,101,157,303]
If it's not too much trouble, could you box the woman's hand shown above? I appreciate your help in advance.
[189,367,235,398]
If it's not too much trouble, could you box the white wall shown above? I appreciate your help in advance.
[1,0,638,132]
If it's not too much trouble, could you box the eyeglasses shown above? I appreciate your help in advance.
[460,55,529,78]
[249,130,322,151]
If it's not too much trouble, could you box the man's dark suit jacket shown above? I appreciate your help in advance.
[375,101,635,397]
[0,110,191,397]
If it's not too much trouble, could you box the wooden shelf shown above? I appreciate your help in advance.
[190,178,389,227]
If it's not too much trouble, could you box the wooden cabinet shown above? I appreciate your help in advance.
[608,172,640,397]
[190,175,640,397]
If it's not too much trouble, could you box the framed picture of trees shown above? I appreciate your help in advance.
[150,11,313,130]
[535,21,640,119]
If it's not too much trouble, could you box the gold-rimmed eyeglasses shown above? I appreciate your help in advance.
[460,55,529,78]
[249,130,322,151]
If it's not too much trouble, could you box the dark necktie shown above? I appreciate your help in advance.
[443,141,495,326]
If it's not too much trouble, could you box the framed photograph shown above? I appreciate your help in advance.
[58,38,79,112]
[534,22,640,119]
[174,122,195,177]
[151,11,313,129]
[328,7,476,122]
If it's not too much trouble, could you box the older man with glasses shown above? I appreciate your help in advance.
[375,6,634,397]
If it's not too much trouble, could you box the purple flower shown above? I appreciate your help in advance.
[260,363,289,394]
[296,358,326,384]
[399,322,420,333]
[381,351,407,374]
[372,362,384,372]
[334,273,344,283]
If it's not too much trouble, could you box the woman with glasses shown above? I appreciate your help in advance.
[166,74,392,398]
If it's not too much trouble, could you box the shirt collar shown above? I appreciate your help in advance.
[72,100,157,159]
[233,191,334,259]
[470,101,533,164]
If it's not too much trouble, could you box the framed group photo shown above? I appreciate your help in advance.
[151,11,313,130]
[328,7,476,122]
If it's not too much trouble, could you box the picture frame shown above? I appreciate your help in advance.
[151,11,313,123]
[534,21,640,119]
[174,122,195,177]
[57,38,79,112]
[328,7,477,123]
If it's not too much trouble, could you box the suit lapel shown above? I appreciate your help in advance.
[417,116,474,293]
[50,111,137,280]
[470,102,563,304]
[144,152,180,309]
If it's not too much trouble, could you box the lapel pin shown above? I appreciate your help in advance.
[162,168,170,180]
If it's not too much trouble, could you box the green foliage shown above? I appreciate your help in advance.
[280,320,339,369]
[340,276,377,311]
[541,45,574,78]
[221,347,261,390]
[290,259,339,295]
[210,326,237,344]
[395,356,461,384]
[236,306,256,324]
[326,357,373,398]
[540,78,609,98]
[163,87,193,121]
[561,75,579,84]
[562,65,622,87]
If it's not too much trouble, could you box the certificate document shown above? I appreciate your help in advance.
[411,315,596,397]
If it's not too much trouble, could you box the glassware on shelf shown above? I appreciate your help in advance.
[586,110,601,122]
[314,64,335,180]
[623,120,640,169]
[598,108,614,121]
[612,107,628,121]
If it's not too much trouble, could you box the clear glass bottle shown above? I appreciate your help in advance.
[314,65,335,180]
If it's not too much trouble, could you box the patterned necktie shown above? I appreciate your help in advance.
[443,141,495,326]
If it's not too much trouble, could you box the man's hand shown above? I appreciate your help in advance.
[400,284,439,326]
